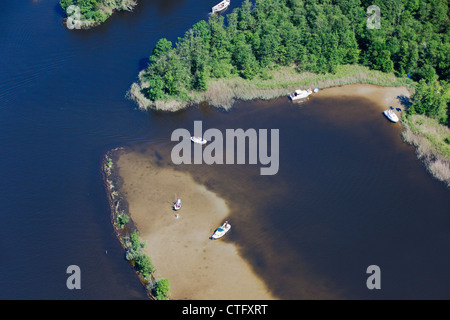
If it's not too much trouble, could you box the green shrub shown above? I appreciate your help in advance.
[116,213,130,228]
[135,255,156,279]
[154,279,170,300]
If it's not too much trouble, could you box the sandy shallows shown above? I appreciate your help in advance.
[116,151,276,300]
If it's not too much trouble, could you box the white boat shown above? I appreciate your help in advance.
[173,198,181,211]
[313,88,319,93]
[211,221,231,239]
[211,0,230,14]
[383,109,399,123]
[190,136,207,144]
[289,88,312,101]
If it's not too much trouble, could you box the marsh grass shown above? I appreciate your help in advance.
[402,114,450,187]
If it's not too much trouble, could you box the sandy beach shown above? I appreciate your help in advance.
[317,83,411,111]
[116,151,276,300]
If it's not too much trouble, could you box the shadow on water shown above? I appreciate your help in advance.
[54,2,66,17]
[138,57,150,72]
[155,0,186,15]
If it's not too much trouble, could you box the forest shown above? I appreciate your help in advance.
[136,0,449,126]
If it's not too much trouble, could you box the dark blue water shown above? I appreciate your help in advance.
[0,0,449,300]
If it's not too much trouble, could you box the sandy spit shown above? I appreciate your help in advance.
[116,151,276,300]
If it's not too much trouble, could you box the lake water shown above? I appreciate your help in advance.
[0,0,449,299]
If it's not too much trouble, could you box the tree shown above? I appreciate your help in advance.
[154,279,170,300]
[135,254,156,279]
[143,75,165,101]
[150,38,172,63]
[232,33,259,79]
[237,0,256,31]
[60,0,74,11]
[409,79,448,124]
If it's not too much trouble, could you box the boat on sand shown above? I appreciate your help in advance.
[383,109,399,123]
[211,221,231,239]
[173,198,181,211]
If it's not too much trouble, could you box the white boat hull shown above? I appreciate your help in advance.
[212,0,230,14]
[190,136,207,144]
[211,223,231,239]
[289,89,312,101]
[173,199,181,211]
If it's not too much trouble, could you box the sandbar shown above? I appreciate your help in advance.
[116,151,276,300]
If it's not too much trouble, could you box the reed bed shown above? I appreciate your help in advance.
[402,114,450,188]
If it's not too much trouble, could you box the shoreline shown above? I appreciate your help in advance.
[129,65,413,112]
[401,115,450,188]
[102,147,157,299]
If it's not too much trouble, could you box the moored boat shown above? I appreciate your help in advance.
[289,88,313,101]
[173,198,181,211]
[191,136,207,144]
[211,0,230,14]
[210,221,231,239]
[383,109,399,123]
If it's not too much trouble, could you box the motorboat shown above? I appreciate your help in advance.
[211,221,231,239]
[212,0,230,14]
[289,88,312,101]
[173,198,181,211]
[383,109,399,123]
[190,136,207,144]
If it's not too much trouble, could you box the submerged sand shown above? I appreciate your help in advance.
[116,151,275,300]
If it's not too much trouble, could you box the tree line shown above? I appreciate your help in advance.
[139,0,449,125]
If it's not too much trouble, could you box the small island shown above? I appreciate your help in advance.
[60,0,137,29]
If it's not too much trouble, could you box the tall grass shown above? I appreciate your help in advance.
[402,114,450,188]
